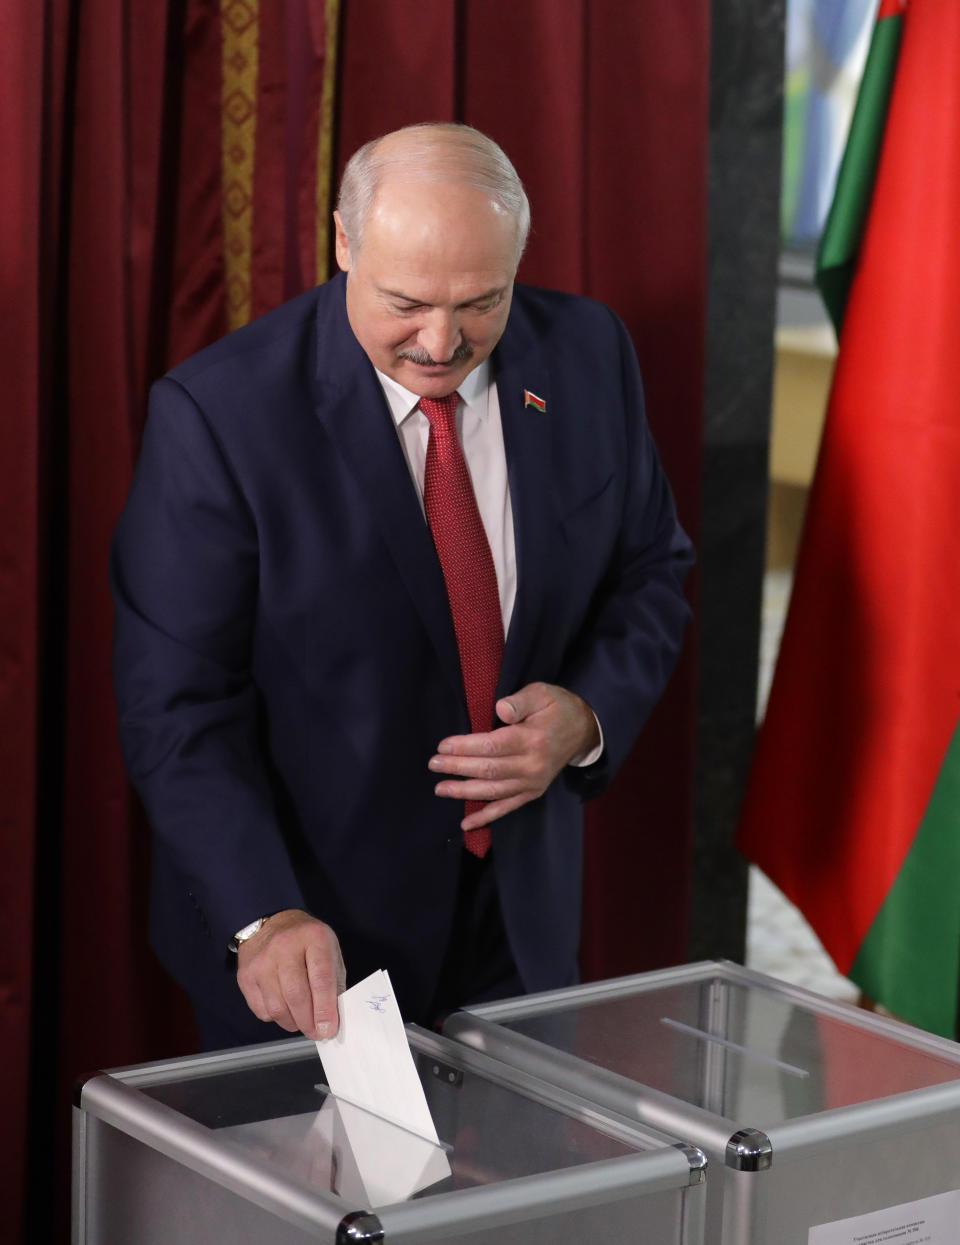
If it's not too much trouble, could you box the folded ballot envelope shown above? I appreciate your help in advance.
[315,968,451,1202]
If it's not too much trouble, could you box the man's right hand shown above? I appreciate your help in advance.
[236,908,346,1039]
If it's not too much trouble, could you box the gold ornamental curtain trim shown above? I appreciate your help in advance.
[221,0,259,330]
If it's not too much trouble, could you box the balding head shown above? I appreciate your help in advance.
[333,127,522,397]
[336,123,530,263]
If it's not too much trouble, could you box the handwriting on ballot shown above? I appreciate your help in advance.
[808,1188,960,1245]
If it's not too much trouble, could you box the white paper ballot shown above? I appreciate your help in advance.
[219,1100,451,1206]
[315,1096,452,1205]
[316,968,440,1145]
[808,1188,960,1244]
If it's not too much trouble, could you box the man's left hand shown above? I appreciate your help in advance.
[429,682,600,829]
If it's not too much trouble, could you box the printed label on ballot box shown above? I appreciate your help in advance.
[809,1188,960,1245]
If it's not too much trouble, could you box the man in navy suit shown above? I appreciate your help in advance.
[111,123,693,1049]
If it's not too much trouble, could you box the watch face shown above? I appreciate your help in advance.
[236,918,264,942]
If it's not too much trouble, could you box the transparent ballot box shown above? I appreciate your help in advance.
[73,1024,707,1244]
[444,962,960,1245]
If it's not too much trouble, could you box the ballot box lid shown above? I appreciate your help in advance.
[444,962,960,1163]
[76,1024,706,1243]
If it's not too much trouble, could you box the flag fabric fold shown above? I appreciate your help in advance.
[737,0,960,1038]
[815,3,903,332]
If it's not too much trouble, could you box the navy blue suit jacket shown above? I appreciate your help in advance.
[111,274,693,1029]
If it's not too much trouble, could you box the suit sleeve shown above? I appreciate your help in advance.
[558,310,694,799]
[111,377,306,953]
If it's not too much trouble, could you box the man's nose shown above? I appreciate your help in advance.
[418,312,461,364]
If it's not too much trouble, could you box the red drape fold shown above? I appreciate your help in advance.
[0,1,46,1227]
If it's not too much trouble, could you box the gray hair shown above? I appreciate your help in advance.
[337,122,530,261]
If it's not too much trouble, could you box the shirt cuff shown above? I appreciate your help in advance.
[568,711,605,768]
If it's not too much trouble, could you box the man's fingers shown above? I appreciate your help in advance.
[236,960,274,1022]
[278,961,320,1037]
[431,683,600,824]
[461,792,529,829]
[237,976,270,1024]
[430,726,546,778]
[434,775,530,802]
[430,727,549,791]
[236,909,345,1039]
[257,983,300,1032]
[305,940,342,1038]
[435,723,522,758]
[430,748,539,781]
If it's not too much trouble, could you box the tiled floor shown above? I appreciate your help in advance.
[744,570,859,1004]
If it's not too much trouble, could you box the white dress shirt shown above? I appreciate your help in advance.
[374,361,603,768]
[375,360,517,631]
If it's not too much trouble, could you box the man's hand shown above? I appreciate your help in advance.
[429,682,601,829]
[236,908,346,1039]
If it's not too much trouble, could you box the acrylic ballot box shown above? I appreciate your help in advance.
[73,1023,707,1244]
[444,961,960,1245]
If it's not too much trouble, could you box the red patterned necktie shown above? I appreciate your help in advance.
[420,393,504,858]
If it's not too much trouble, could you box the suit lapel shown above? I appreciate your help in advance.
[310,277,562,715]
[494,315,556,701]
[311,280,466,709]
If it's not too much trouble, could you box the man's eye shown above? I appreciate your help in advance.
[394,303,423,314]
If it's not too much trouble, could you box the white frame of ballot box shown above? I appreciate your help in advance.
[73,1023,708,1244]
[444,961,960,1245]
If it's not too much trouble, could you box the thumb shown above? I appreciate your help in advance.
[496,683,551,724]
[306,944,341,1039]
[496,696,520,724]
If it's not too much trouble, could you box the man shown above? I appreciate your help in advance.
[111,123,693,1050]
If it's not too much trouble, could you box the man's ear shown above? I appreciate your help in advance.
[333,211,351,273]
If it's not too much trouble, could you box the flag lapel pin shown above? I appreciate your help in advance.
[523,389,546,412]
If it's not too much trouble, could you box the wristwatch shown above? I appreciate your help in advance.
[228,916,267,953]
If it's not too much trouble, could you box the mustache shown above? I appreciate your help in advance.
[398,342,474,367]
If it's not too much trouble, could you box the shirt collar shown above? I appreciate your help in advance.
[375,359,492,431]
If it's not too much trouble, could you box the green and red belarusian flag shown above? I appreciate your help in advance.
[737,0,960,1038]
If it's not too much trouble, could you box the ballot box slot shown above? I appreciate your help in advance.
[486,973,960,1122]
[661,1017,811,1078]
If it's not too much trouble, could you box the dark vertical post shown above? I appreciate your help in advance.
[690,1,786,961]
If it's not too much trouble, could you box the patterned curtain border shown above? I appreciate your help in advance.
[315,0,340,284]
[221,0,259,329]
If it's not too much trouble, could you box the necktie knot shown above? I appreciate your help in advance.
[418,393,460,436]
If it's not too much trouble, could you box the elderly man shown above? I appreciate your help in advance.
[111,123,693,1050]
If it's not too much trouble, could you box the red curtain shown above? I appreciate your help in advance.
[1,0,45,1228]
[2,2,707,1239]
[1,3,195,1239]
